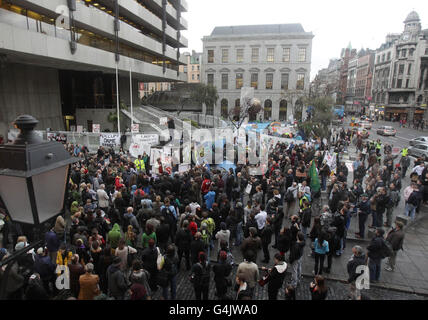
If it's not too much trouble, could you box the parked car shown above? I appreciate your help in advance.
[358,121,372,129]
[409,136,428,146]
[377,126,396,136]
[408,144,428,160]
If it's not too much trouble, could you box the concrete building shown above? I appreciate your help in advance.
[372,11,428,122]
[345,55,358,112]
[0,0,188,136]
[201,24,314,121]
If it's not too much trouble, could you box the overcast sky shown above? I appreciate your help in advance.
[181,0,428,80]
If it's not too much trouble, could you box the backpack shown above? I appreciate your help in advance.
[380,239,393,259]
[285,189,294,203]
[197,262,210,286]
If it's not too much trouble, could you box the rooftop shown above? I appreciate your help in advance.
[209,23,308,36]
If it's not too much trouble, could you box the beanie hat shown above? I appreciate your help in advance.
[219,250,227,261]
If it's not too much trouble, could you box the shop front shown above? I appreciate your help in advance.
[384,107,406,122]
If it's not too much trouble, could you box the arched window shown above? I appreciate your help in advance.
[221,99,229,118]
[235,99,241,108]
[264,99,272,120]
[279,100,287,121]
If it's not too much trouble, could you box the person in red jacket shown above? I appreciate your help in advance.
[201,174,212,196]
[188,215,198,236]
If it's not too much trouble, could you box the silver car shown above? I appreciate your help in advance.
[409,136,428,146]
[408,144,428,160]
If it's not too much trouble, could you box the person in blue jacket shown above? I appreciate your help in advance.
[204,186,216,210]
[313,232,329,275]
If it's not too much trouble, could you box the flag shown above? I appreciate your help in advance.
[309,160,320,193]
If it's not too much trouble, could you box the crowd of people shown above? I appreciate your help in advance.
[1,123,421,301]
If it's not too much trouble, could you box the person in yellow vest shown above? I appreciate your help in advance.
[134,155,145,172]
[401,147,409,157]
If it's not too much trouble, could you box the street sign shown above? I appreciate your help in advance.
[131,124,139,133]
[92,124,100,133]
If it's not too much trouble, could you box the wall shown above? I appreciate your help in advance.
[0,62,64,138]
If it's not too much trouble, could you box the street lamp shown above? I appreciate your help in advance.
[0,115,77,226]
[0,115,77,299]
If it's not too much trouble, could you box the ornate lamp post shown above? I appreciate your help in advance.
[0,115,77,299]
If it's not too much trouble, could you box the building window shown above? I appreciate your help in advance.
[279,100,287,121]
[264,99,272,120]
[282,48,290,62]
[192,74,195,80]
[408,64,412,75]
[296,73,305,90]
[281,73,289,90]
[221,99,228,118]
[398,64,404,75]
[397,79,402,88]
[425,48,428,55]
[406,79,410,88]
[387,52,391,60]
[184,66,188,73]
[251,48,259,63]
[382,54,385,62]
[396,49,400,57]
[206,104,214,116]
[236,49,244,63]
[377,56,380,64]
[236,73,243,89]
[251,73,258,89]
[207,74,214,86]
[266,73,273,90]
[221,74,228,90]
[197,74,200,80]
[409,48,414,56]
[267,48,275,62]
[222,49,229,63]
[192,66,195,71]
[401,49,406,58]
[298,48,306,62]
[235,98,241,108]
[208,50,214,63]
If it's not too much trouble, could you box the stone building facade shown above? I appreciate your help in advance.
[201,24,313,121]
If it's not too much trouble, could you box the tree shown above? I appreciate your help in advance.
[190,83,219,116]
[297,96,334,140]
[228,97,262,130]
[107,101,128,132]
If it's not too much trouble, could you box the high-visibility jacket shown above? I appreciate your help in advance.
[401,148,409,157]
[376,142,382,150]
[134,158,145,171]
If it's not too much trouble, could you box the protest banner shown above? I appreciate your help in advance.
[100,133,120,148]
[129,134,159,158]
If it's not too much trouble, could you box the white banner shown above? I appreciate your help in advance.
[100,133,120,148]
[76,125,83,133]
[323,151,337,174]
[129,134,159,158]
[160,117,168,126]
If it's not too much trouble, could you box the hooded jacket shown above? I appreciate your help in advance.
[107,263,127,299]
[267,262,287,292]
[347,253,366,282]
[107,224,122,249]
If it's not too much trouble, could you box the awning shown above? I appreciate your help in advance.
[415,110,425,114]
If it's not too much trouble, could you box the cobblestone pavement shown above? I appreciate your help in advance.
[152,264,427,300]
